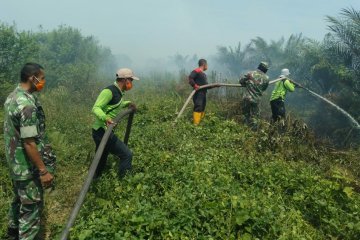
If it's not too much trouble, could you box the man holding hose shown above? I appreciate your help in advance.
[188,59,210,125]
[239,62,270,128]
[92,68,138,178]
[270,68,300,122]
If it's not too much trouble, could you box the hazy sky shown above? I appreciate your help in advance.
[1,0,360,63]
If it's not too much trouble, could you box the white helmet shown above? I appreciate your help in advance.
[280,68,290,78]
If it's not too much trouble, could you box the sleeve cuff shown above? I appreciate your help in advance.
[121,101,131,107]
[101,115,110,121]
[20,125,38,138]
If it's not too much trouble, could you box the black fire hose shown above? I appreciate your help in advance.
[59,108,135,240]
[173,78,285,124]
[124,111,135,145]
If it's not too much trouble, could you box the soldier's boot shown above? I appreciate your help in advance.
[6,227,19,240]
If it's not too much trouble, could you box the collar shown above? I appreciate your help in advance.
[17,84,25,92]
[17,84,32,94]
[114,81,125,95]
[17,84,36,101]
[194,67,203,73]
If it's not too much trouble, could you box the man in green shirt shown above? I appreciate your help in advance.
[270,68,299,122]
[4,63,55,240]
[92,68,138,178]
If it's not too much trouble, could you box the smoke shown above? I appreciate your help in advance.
[4,1,360,73]
[2,1,360,147]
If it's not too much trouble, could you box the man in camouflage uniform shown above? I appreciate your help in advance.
[239,62,270,128]
[4,63,56,240]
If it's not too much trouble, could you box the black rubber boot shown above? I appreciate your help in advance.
[6,227,19,240]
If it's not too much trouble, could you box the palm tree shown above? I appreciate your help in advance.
[215,35,307,78]
[326,7,360,72]
[216,42,250,75]
[247,35,306,77]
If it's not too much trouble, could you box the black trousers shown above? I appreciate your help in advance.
[193,90,207,112]
[92,128,132,178]
[270,98,286,122]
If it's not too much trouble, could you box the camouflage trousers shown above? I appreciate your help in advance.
[42,144,57,190]
[8,178,44,240]
[43,144,56,176]
[242,98,260,128]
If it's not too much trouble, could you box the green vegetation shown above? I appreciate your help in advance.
[2,78,360,239]
[69,88,360,239]
[214,8,360,145]
[1,7,360,240]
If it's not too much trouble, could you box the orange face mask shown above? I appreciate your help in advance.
[124,80,133,91]
[33,76,46,91]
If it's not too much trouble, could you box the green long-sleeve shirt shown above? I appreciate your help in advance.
[270,78,295,101]
[92,82,131,130]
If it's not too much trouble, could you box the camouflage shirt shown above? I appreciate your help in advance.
[4,85,54,180]
[239,69,269,103]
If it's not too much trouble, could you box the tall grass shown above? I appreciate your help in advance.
[0,74,359,239]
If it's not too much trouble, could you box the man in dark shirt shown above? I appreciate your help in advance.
[188,59,209,125]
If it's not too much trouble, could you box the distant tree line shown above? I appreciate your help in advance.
[1,8,359,145]
[0,24,116,95]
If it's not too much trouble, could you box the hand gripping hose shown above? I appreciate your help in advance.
[60,109,135,240]
[174,77,285,124]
